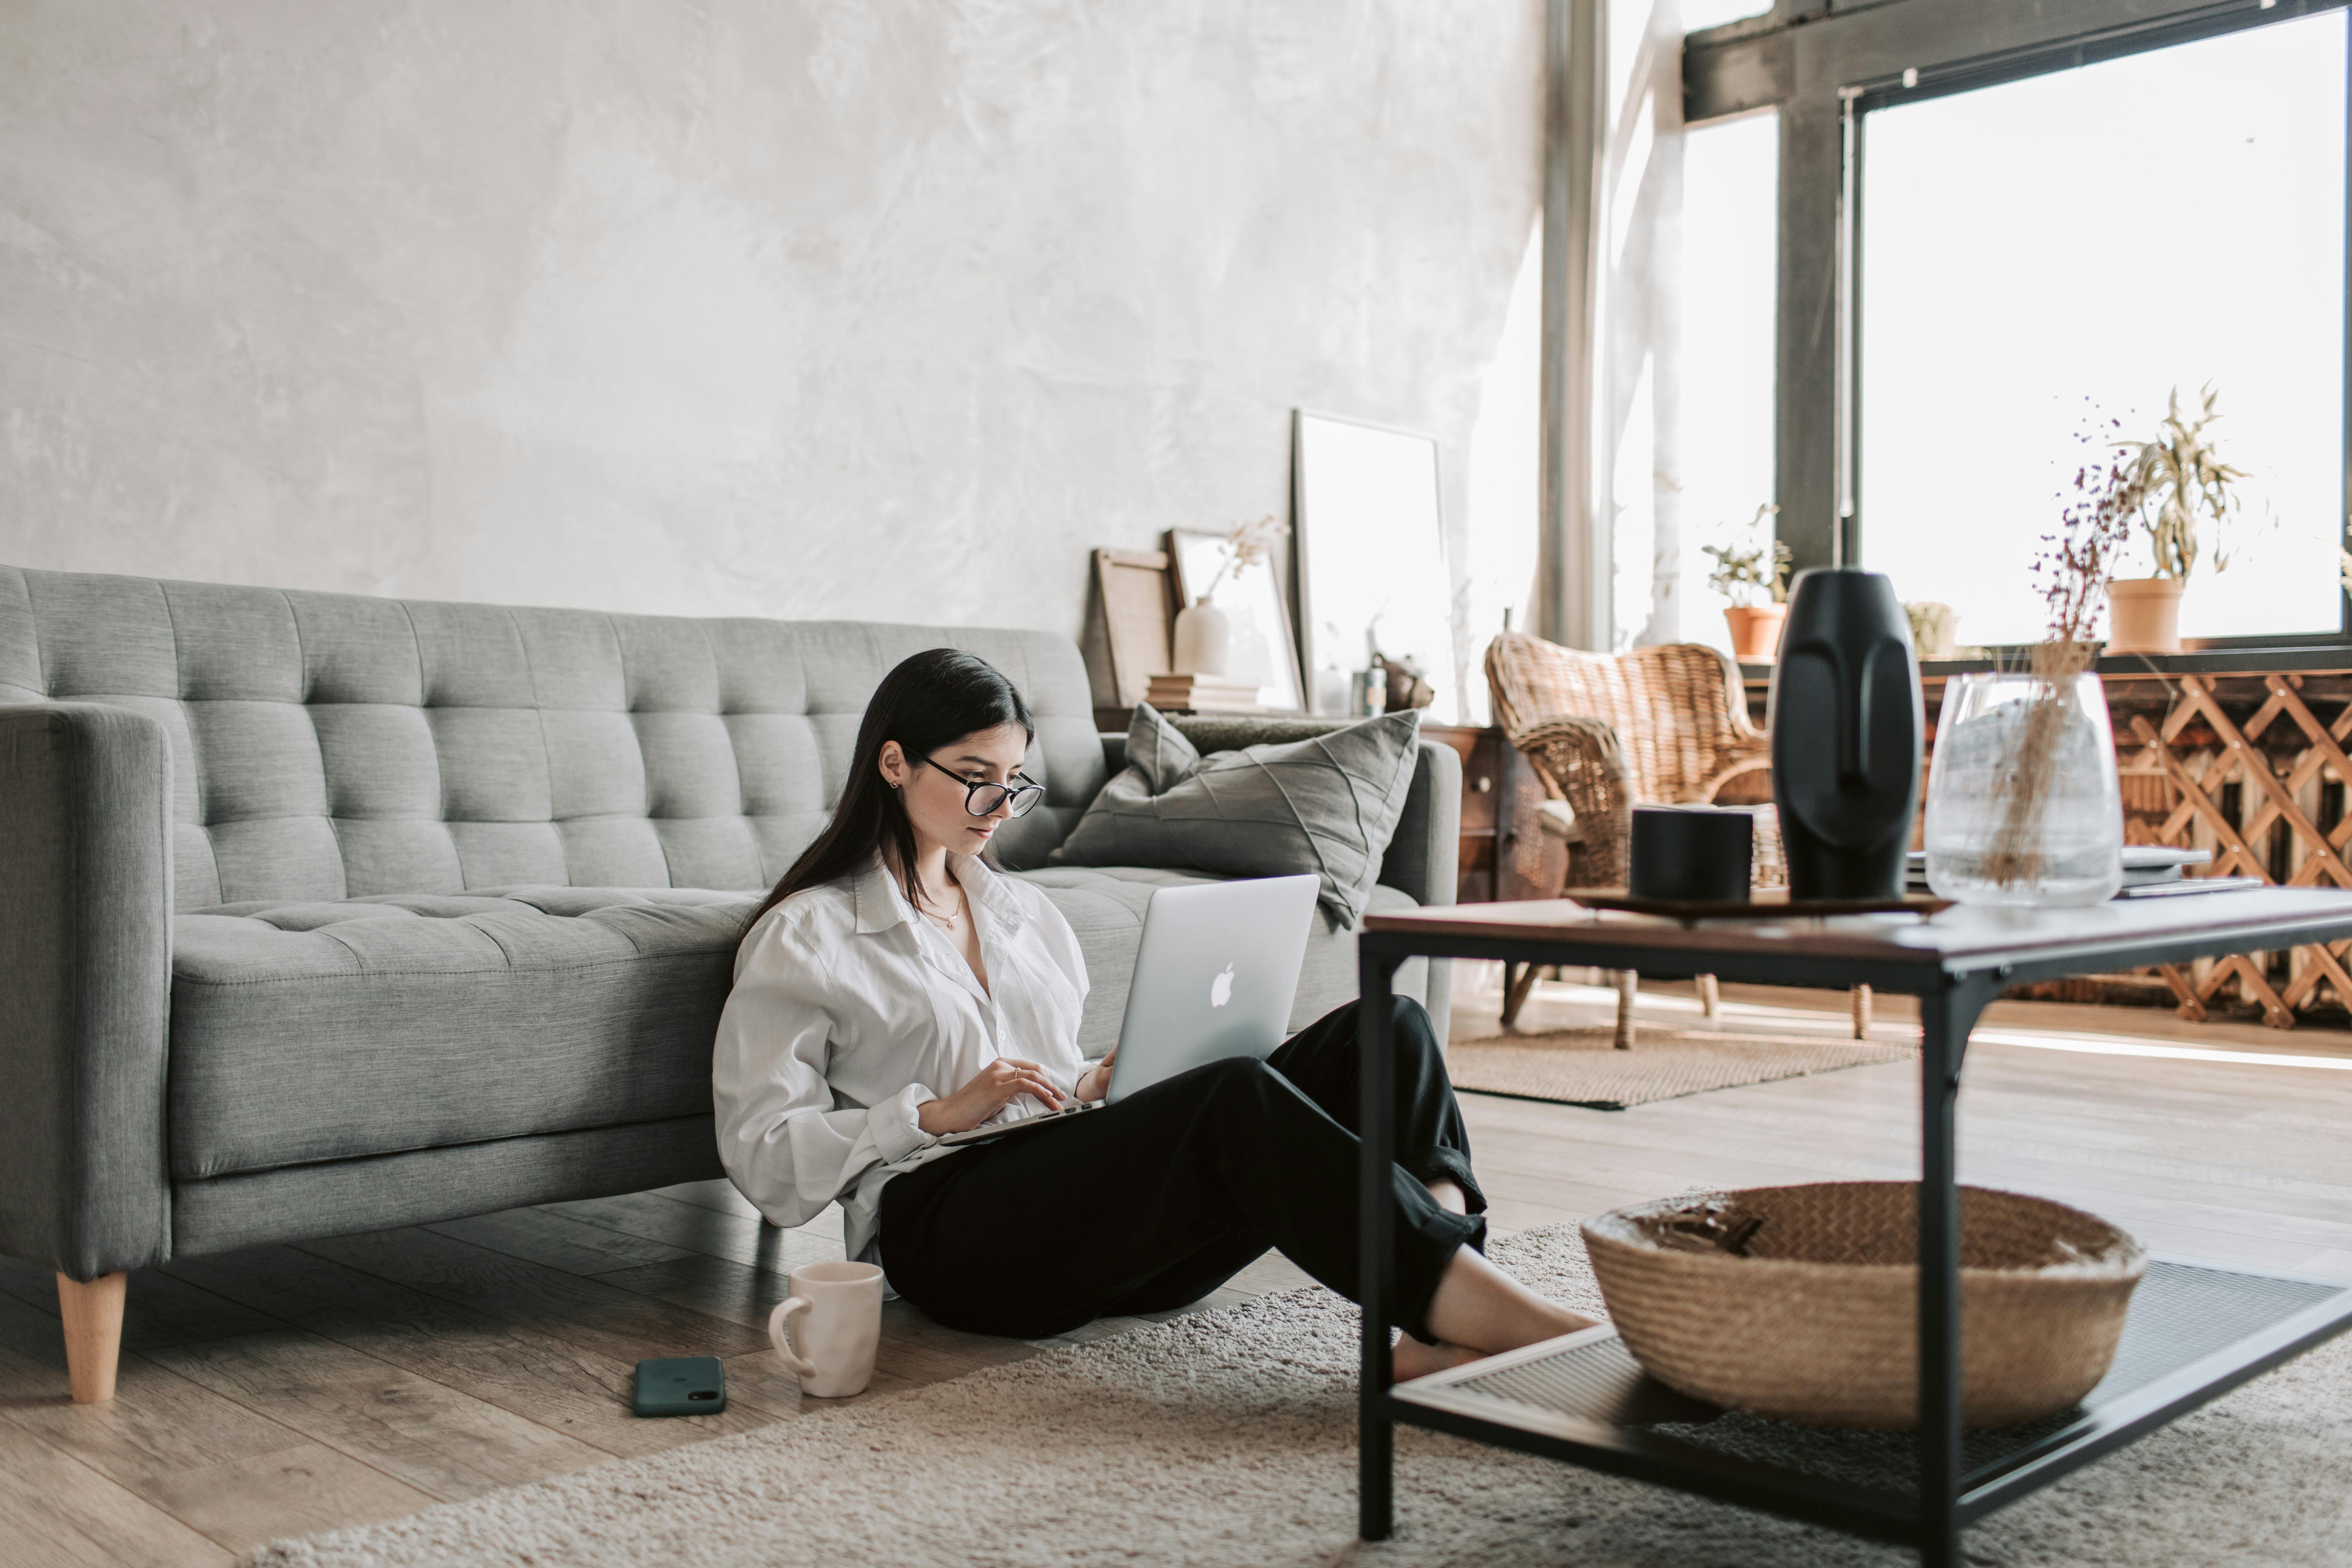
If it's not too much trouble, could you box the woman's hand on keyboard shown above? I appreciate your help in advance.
[1074,1048,1118,1104]
[917,1058,1066,1136]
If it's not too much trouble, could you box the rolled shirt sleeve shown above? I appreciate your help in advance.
[866,1081,936,1165]
[713,919,922,1229]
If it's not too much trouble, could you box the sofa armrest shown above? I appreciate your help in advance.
[0,704,174,1278]
[1378,738,1460,909]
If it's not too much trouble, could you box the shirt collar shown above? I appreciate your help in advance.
[851,856,916,935]
[949,852,1029,937]
[850,852,1027,937]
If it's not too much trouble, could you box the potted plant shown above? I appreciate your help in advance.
[1702,505,1792,661]
[2106,385,2250,655]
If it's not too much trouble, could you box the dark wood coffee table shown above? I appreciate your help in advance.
[1354,889,2352,1568]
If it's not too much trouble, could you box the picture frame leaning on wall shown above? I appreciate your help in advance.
[1165,528,1307,713]
[1292,409,1458,722]
[1093,547,1178,712]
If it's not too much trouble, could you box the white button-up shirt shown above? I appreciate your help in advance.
[711,853,1091,1265]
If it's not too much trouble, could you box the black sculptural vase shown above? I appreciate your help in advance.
[1767,568,1923,900]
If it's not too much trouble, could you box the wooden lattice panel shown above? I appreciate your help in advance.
[2123,672,2352,1029]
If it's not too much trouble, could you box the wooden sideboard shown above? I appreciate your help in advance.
[1423,725,1567,906]
[1744,647,2352,1027]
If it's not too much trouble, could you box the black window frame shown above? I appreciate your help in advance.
[1684,0,2352,657]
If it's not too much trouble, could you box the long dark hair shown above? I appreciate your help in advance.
[745,648,1035,929]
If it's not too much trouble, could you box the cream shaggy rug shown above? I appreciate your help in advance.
[1448,1028,1914,1110]
[244,1227,2352,1568]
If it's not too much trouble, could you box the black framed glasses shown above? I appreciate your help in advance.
[919,754,1046,817]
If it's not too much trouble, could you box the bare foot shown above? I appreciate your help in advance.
[1393,1333,1489,1382]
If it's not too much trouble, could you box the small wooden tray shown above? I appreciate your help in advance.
[1564,887,1953,920]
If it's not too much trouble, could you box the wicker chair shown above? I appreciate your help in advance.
[1484,633,1866,1045]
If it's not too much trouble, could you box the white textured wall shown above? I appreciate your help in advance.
[1,1,1542,660]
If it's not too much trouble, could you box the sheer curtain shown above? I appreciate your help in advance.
[1602,0,1686,652]
[1507,0,1758,668]
[1609,1,1781,658]
[1460,221,1545,725]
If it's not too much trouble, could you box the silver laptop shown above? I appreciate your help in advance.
[930,873,1321,1147]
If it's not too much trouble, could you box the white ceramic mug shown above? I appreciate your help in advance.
[767,1260,884,1398]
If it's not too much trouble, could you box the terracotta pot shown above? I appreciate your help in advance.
[2106,577,2184,656]
[1724,603,1789,662]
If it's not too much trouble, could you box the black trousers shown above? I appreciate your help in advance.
[877,996,1486,1344]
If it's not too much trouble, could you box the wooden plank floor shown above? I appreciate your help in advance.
[1449,966,2352,1278]
[4,964,2348,1564]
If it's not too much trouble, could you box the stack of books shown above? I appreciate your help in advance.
[1905,846,2262,899]
[1145,673,1265,714]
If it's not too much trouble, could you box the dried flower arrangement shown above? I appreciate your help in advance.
[1196,515,1288,603]
[1982,418,2140,888]
[1700,504,1791,607]
[2119,384,2250,581]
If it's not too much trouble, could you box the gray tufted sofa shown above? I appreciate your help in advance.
[0,566,1456,1402]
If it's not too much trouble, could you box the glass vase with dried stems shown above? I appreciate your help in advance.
[1924,434,2133,905]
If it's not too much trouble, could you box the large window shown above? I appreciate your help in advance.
[1679,109,1780,655]
[1858,11,2348,647]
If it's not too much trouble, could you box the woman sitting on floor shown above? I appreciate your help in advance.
[711,649,1595,1378]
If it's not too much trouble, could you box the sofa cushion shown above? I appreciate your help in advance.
[1048,705,1424,926]
[168,868,1430,1180]
[169,888,758,1179]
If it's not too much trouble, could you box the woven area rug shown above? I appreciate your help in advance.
[1446,1028,1915,1110]
[244,1226,2351,1568]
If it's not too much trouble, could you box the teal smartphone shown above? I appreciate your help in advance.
[632,1355,727,1417]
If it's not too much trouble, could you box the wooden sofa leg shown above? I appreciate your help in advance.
[1851,984,1874,1040]
[1697,974,1721,1021]
[1613,970,1638,1050]
[56,1272,126,1403]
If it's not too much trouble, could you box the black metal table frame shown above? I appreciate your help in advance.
[1355,911,2352,1568]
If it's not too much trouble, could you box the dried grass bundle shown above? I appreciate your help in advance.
[1196,515,1288,601]
[1982,423,2141,888]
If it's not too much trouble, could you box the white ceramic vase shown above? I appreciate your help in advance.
[1171,598,1231,676]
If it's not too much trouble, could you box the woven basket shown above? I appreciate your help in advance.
[1582,1183,2147,1429]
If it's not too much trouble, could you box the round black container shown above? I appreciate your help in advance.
[1767,568,1923,900]
[1629,806,1754,903]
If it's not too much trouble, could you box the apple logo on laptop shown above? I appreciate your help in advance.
[1210,963,1235,1008]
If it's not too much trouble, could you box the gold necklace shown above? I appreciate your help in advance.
[918,882,963,929]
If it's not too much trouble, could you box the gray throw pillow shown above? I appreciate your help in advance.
[1050,704,1423,926]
